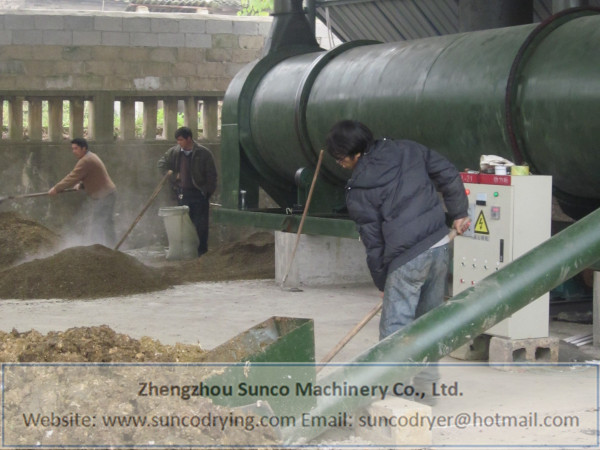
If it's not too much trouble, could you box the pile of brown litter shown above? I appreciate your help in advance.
[0,244,172,299]
[0,211,60,270]
[163,231,275,284]
[0,325,206,363]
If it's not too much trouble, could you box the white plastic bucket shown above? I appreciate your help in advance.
[158,206,199,260]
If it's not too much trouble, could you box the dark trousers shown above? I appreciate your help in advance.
[180,189,209,256]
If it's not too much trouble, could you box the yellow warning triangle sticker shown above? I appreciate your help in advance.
[474,211,489,234]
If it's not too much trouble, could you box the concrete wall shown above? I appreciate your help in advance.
[0,10,271,249]
[0,10,270,93]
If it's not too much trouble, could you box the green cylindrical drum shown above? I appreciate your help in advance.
[225,7,600,215]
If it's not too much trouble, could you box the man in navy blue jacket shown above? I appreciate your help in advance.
[326,120,470,340]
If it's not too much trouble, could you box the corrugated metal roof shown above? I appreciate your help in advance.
[316,0,600,43]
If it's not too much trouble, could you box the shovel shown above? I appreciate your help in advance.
[0,188,78,204]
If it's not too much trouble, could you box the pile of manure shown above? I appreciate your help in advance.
[0,244,172,299]
[0,325,206,362]
[164,231,275,284]
[0,211,60,270]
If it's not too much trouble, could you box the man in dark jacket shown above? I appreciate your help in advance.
[158,127,217,256]
[325,120,470,340]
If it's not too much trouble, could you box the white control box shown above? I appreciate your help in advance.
[453,174,552,339]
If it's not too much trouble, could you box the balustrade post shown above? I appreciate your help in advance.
[70,98,85,139]
[28,98,43,141]
[0,98,3,138]
[163,98,178,140]
[90,93,115,143]
[143,98,158,140]
[48,98,63,142]
[202,97,219,140]
[120,98,136,140]
[8,96,24,141]
[184,97,199,139]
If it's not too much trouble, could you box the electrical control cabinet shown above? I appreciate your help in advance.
[453,174,552,339]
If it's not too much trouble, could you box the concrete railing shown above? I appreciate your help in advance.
[0,93,221,142]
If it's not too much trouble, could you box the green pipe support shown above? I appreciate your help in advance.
[282,207,600,444]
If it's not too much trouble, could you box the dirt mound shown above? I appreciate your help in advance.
[0,244,172,299]
[0,211,60,269]
[0,325,206,362]
[164,231,275,284]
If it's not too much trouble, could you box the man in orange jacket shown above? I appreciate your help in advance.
[49,137,117,247]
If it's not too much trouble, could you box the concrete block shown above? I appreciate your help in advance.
[149,48,178,63]
[73,31,102,46]
[450,335,491,361]
[231,48,261,65]
[180,19,206,34]
[101,31,130,46]
[64,16,95,31]
[213,34,236,49]
[125,17,152,33]
[197,61,226,77]
[84,61,116,76]
[62,61,85,75]
[23,60,57,77]
[258,21,273,36]
[0,77,16,89]
[355,398,432,447]
[488,336,559,366]
[42,30,73,46]
[151,18,179,33]
[233,21,259,35]
[90,47,120,61]
[44,75,74,90]
[185,33,211,49]
[178,47,206,61]
[0,45,33,59]
[174,62,196,76]
[72,75,104,90]
[161,76,188,91]
[206,48,232,62]
[238,35,264,50]
[158,33,185,48]
[0,30,12,46]
[31,45,63,61]
[141,61,172,77]
[63,46,93,62]
[130,32,158,48]
[133,76,161,90]
[34,15,63,30]
[4,15,34,30]
[120,47,151,62]
[275,231,371,287]
[207,19,233,34]
[12,30,42,45]
[225,61,250,77]
[94,16,123,32]
[0,61,24,75]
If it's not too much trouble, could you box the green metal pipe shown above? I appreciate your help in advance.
[224,7,600,217]
[282,206,600,444]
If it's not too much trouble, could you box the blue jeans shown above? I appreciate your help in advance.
[379,244,449,340]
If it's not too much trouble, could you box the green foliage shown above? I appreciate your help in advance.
[238,0,273,16]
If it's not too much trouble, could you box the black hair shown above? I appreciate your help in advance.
[325,120,374,161]
[71,137,88,150]
[175,126,193,140]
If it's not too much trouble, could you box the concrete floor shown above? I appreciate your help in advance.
[1,280,598,448]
